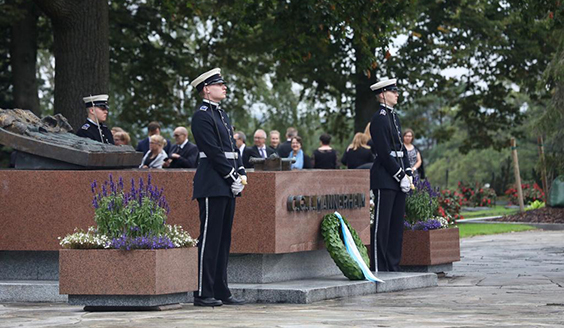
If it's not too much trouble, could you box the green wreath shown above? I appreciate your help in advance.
[321,213,370,280]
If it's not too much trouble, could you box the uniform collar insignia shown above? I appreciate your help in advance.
[381,104,395,113]
[203,99,220,107]
[379,109,387,116]
[86,118,99,126]
[199,105,208,111]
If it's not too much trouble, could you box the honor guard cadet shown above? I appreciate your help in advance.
[369,78,413,272]
[76,94,114,144]
[190,68,247,307]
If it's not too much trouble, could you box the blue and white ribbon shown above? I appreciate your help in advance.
[334,211,384,283]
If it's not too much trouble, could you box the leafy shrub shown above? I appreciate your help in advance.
[457,181,496,207]
[505,182,545,205]
[438,189,463,222]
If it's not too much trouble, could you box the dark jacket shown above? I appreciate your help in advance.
[277,140,293,158]
[243,145,276,168]
[191,99,246,199]
[341,147,375,169]
[168,141,199,168]
[369,104,411,191]
[312,149,338,169]
[76,118,114,144]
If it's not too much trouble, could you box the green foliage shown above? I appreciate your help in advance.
[321,213,369,280]
[528,200,546,210]
[92,175,168,239]
[405,179,439,225]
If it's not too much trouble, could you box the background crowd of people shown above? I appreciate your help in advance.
[109,121,425,175]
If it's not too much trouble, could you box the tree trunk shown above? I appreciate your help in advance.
[10,1,41,115]
[354,70,378,133]
[33,0,109,131]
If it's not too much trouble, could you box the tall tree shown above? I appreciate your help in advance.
[10,0,40,114]
[33,0,109,130]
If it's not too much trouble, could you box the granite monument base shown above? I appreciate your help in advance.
[400,263,454,274]
[228,249,341,283]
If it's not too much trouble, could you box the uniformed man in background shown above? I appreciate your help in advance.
[369,78,413,272]
[190,68,247,307]
[76,94,114,144]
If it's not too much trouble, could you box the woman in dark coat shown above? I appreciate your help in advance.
[312,133,338,169]
[341,132,375,169]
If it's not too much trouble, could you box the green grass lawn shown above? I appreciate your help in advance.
[457,223,536,238]
[460,205,520,219]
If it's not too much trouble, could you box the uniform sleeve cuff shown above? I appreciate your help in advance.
[223,168,239,183]
[405,167,413,177]
[393,168,405,182]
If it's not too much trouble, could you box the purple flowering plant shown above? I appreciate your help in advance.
[91,174,170,239]
[404,177,449,231]
[60,174,196,250]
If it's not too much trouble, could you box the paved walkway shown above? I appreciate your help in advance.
[1,230,563,327]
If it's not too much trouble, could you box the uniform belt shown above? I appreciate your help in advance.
[390,151,404,158]
[199,151,239,159]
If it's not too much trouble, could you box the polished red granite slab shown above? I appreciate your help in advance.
[0,169,370,254]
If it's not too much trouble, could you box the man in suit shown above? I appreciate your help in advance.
[234,131,246,159]
[277,127,297,158]
[163,126,199,168]
[136,121,171,155]
[243,129,276,168]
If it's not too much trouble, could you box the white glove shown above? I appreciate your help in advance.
[400,175,411,193]
[231,176,245,196]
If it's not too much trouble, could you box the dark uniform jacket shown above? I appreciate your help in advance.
[191,99,246,199]
[76,118,114,144]
[168,141,199,168]
[369,104,411,191]
[243,145,276,168]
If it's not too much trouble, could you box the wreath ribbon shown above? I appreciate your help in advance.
[334,211,384,283]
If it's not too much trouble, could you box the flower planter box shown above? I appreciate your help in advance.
[59,247,198,310]
[400,228,460,267]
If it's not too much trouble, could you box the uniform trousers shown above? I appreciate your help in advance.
[370,189,406,272]
[195,196,236,299]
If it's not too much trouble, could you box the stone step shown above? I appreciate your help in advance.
[0,272,437,305]
[229,272,438,304]
[0,280,67,303]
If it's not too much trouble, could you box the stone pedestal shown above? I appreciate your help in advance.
[59,248,197,309]
[400,228,461,271]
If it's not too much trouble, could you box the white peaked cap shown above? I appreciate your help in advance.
[370,79,397,92]
[190,68,222,89]
[83,94,109,103]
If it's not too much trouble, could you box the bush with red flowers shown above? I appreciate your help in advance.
[505,182,545,205]
[472,187,497,207]
[438,189,463,223]
[457,181,475,206]
[457,181,496,207]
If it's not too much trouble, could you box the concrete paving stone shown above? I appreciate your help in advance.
[1,230,564,327]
